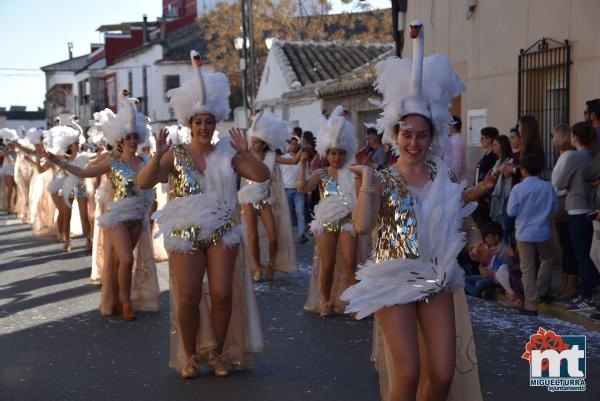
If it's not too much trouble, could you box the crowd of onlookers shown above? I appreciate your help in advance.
[460,99,600,322]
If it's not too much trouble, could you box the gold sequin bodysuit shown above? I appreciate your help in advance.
[110,157,141,202]
[318,168,351,234]
[169,145,235,249]
[370,162,438,263]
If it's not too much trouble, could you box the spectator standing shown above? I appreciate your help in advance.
[302,131,323,229]
[473,127,499,227]
[489,135,514,243]
[357,127,387,169]
[280,135,307,243]
[507,154,558,315]
[584,158,600,321]
[554,122,599,312]
[447,115,466,180]
[502,115,544,184]
[551,124,580,301]
[584,99,600,151]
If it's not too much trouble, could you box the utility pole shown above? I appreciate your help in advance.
[391,0,408,57]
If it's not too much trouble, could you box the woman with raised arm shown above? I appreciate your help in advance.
[299,106,360,317]
[138,51,269,379]
[48,95,159,321]
[238,112,299,281]
[340,21,491,401]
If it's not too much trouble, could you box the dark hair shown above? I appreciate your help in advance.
[586,99,600,120]
[480,126,499,139]
[366,127,378,136]
[482,221,503,238]
[571,121,595,148]
[302,131,316,147]
[509,125,518,133]
[493,135,513,161]
[293,126,303,137]
[394,114,435,136]
[520,153,543,176]
[450,115,462,131]
[518,115,545,162]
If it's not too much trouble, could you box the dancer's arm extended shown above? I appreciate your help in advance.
[49,151,110,178]
[230,128,270,182]
[349,164,381,235]
[138,128,173,189]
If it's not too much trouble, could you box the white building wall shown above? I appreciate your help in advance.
[288,100,323,134]
[256,51,290,104]
[2,119,46,130]
[46,71,77,91]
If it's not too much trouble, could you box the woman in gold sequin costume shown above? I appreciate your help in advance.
[298,105,360,317]
[341,21,494,401]
[238,112,300,281]
[49,93,159,322]
[139,51,269,379]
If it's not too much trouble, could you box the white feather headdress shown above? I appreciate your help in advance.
[87,108,115,145]
[249,112,290,151]
[25,127,43,146]
[102,93,149,147]
[373,20,464,157]
[0,128,18,142]
[166,125,191,146]
[316,105,358,166]
[47,125,80,155]
[167,50,230,126]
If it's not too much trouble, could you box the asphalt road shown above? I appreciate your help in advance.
[1,212,598,401]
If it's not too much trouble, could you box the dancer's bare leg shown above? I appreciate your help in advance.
[316,232,338,303]
[242,204,261,277]
[50,193,65,241]
[6,177,16,212]
[338,231,358,285]
[76,197,91,244]
[376,304,420,401]
[62,198,73,250]
[170,249,207,358]
[107,222,142,309]
[206,242,237,352]
[416,291,456,401]
[259,204,277,277]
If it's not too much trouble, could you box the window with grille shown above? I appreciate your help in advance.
[164,75,180,100]
[518,38,571,169]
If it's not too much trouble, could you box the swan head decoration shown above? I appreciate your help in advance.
[249,111,291,152]
[316,105,357,166]
[167,50,230,127]
[373,19,465,158]
[101,90,149,147]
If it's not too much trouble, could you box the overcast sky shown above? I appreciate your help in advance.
[0,0,390,111]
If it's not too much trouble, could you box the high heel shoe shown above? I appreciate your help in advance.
[319,301,334,317]
[180,355,198,379]
[122,305,136,321]
[212,355,230,377]
[253,266,263,282]
[63,240,71,252]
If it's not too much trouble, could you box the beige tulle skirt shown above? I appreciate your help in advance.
[372,290,482,401]
[152,183,169,262]
[30,169,56,237]
[168,243,264,370]
[14,153,32,222]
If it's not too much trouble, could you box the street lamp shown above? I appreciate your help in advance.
[265,37,274,50]
[358,0,407,57]
[234,34,249,122]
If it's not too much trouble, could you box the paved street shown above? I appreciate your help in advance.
[1,211,599,401]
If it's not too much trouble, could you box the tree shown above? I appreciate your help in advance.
[198,0,392,105]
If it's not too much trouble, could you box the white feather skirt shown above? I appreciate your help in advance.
[309,194,355,236]
[97,196,150,228]
[341,161,476,319]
